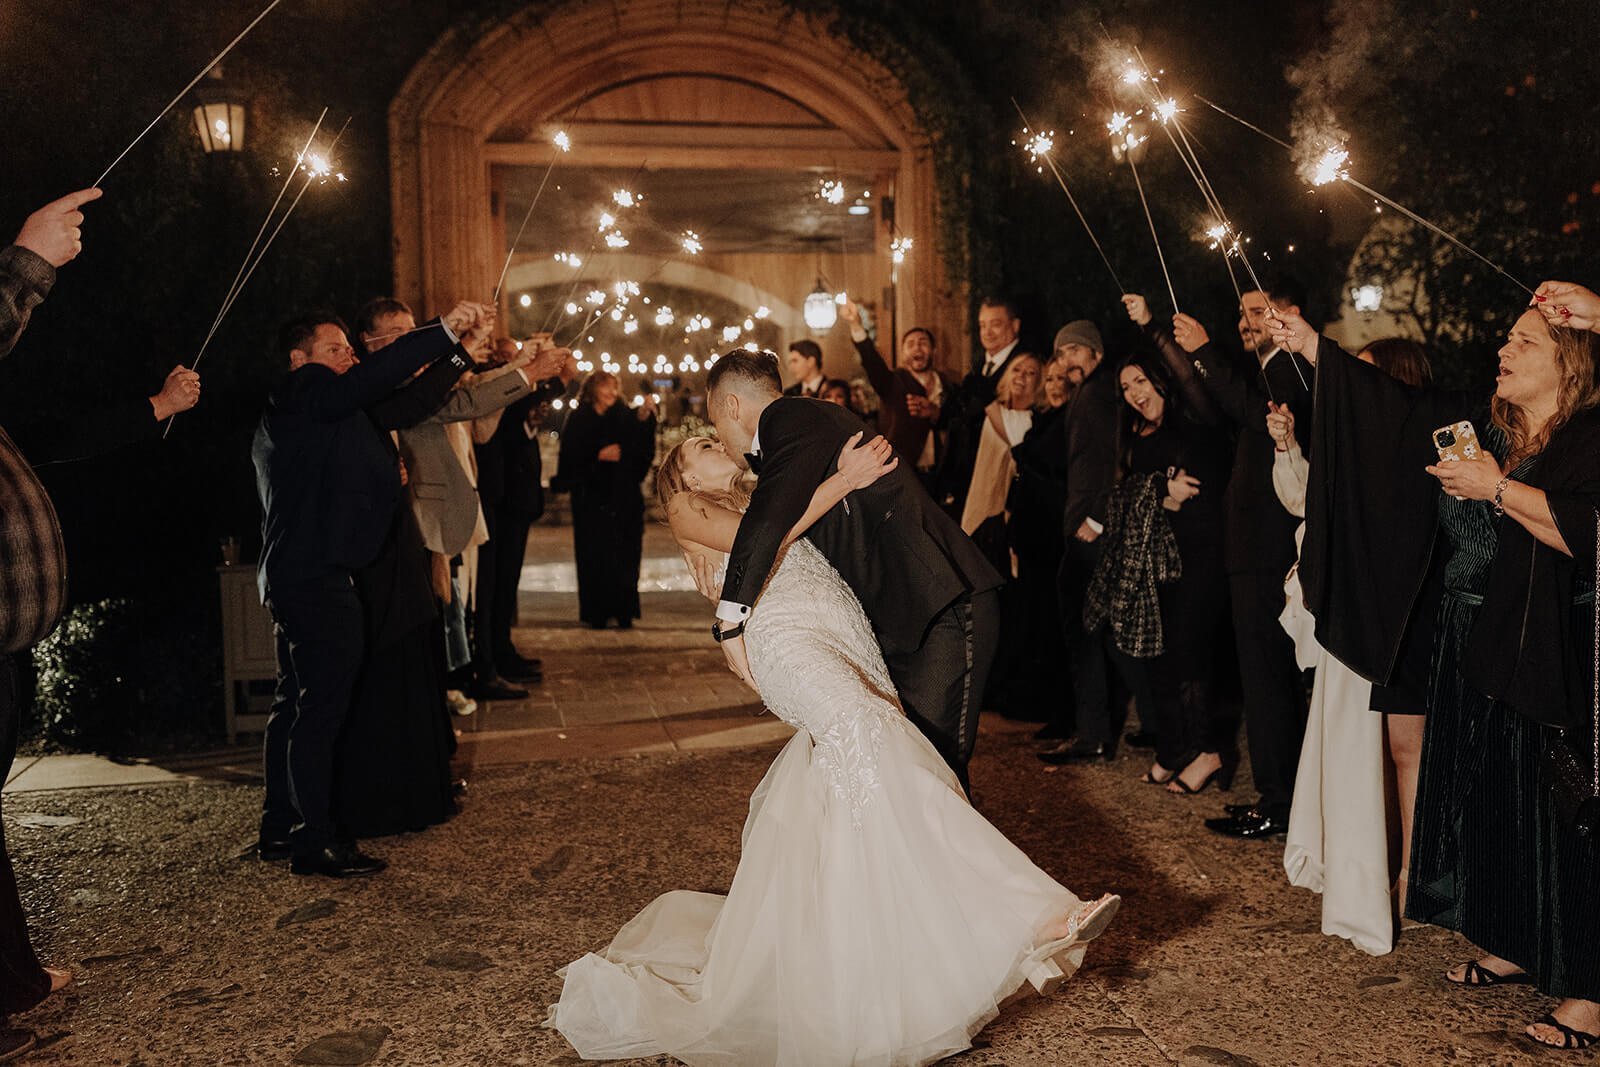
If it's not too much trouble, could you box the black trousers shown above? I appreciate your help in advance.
[1058,539,1116,746]
[0,654,49,1017]
[1229,570,1308,817]
[472,502,502,682]
[489,510,533,662]
[262,581,364,855]
[881,588,999,792]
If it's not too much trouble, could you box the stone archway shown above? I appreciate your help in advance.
[389,0,961,368]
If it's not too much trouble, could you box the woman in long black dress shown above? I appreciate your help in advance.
[1089,312,1233,795]
[555,372,658,628]
[337,502,458,838]
[1279,296,1600,1051]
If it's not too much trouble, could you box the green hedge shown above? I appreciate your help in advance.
[27,584,223,753]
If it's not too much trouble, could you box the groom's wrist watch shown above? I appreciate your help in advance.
[712,619,746,642]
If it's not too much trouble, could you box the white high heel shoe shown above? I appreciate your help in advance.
[1025,893,1122,995]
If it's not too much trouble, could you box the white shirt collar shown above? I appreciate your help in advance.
[984,339,1018,374]
[802,374,824,394]
[750,424,762,458]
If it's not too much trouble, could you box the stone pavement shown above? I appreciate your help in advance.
[0,527,1569,1064]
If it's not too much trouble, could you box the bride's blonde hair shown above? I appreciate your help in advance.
[655,437,753,518]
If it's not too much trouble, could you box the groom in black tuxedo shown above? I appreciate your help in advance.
[706,350,1002,789]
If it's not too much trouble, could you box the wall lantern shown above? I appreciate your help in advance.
[193,66,246,154]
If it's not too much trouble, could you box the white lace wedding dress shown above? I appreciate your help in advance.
[545,540,1118,1066]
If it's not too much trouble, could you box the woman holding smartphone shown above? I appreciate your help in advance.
[1270,297,1600,1051]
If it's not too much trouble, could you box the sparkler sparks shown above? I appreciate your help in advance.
[891,236,914,264]
[722,325,742,343]
[1023,130,1055,162]
[817,179,846,205]
[586,289,606,306]
[654,307,675,327]
[1107,112,1132,136]
[552,251,582,267]
[681,230,703,255]
[597,211,616,231]
[552,130,571,152]
[1156,98,1180,124]
[612,189,637,208]
[754,306,771,319]
[604,230,630,249]
[1122,65,1146,86]
[1309,144,1350,187]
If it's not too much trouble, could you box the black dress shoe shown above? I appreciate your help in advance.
[497,661,543,683]
[1204,809,1288,839]
[467,677,529,701]
[1223,801,1256,817]
[497,652,542,674]
[1037,740,1115,765]
[291,843,388,878]
[1123,729,1158,750]
[254,838,292,862]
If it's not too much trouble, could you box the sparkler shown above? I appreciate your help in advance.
[94,0,285,186]
[1201,96,1533,295]
[1009,99,1125,293]
[891,236,913,264]
[817,179,846,205]
[165,113,345,437]
[681,230,703,255]
[492,127,573,303]
[1107,106,1178,312]
[604,231,630,249]
[612,189,637,208]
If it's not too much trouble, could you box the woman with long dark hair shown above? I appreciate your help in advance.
[1097,294,1233,793]
[554,371,658,628]
[1276,294,1600,1050]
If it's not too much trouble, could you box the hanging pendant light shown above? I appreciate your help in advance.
[803,277,837,332]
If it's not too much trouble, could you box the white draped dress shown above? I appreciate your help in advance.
[545,539,1117,1065]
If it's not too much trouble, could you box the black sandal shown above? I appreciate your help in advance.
[1446,959,1535,987]
[1526,1014,1600,1050]
[1141,765,1175,785]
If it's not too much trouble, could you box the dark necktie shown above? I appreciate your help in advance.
[744,452,763,475]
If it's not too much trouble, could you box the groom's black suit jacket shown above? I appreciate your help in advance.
[720,396,1003,656]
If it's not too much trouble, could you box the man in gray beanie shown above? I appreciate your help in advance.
[1039,318,1125,763]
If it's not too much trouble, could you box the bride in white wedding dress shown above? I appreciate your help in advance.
[545,432,1120,1066]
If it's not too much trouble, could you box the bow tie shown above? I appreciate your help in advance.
[744,452,763,475]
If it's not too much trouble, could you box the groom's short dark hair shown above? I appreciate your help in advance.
[707,349,782,397]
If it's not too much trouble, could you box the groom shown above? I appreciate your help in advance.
[706,349,1002,789]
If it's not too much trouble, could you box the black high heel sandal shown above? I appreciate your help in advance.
[1446,959,1534,988]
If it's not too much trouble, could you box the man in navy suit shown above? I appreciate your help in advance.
[251,301,488,876]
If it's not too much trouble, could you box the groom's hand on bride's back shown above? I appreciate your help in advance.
[836,431,898,490]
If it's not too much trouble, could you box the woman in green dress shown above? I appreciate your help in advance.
[1274,294,1600,1051]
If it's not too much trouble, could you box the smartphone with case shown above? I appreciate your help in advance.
[1432,420,1482,463]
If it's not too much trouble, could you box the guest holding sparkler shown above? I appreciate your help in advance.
[1109,294,1232,794]
[839,300,955,492]
[252,301,489,877]
[0,187,103,1050]
[1162,280,1315,839]
[1274,296,1600,1051]
[553,371,658,629]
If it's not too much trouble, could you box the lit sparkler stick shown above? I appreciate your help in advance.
[492,127,572,304]
[187,109,327,371]
[1200,95,1533,295]
[1107,108,1179,312]
[1009,99,1125,293]
[94,0,285,186]
[1124,48,1301,389]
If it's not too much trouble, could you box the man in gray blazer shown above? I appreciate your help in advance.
[356,299,569,700]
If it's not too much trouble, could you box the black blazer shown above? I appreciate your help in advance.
[253,323,467,600]
[1187,342,1315,575]
[1061,360,1124,538]
[720,397,1003,655]
[476,377,565,518]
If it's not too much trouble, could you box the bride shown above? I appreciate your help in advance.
[545,430,1120,1066]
